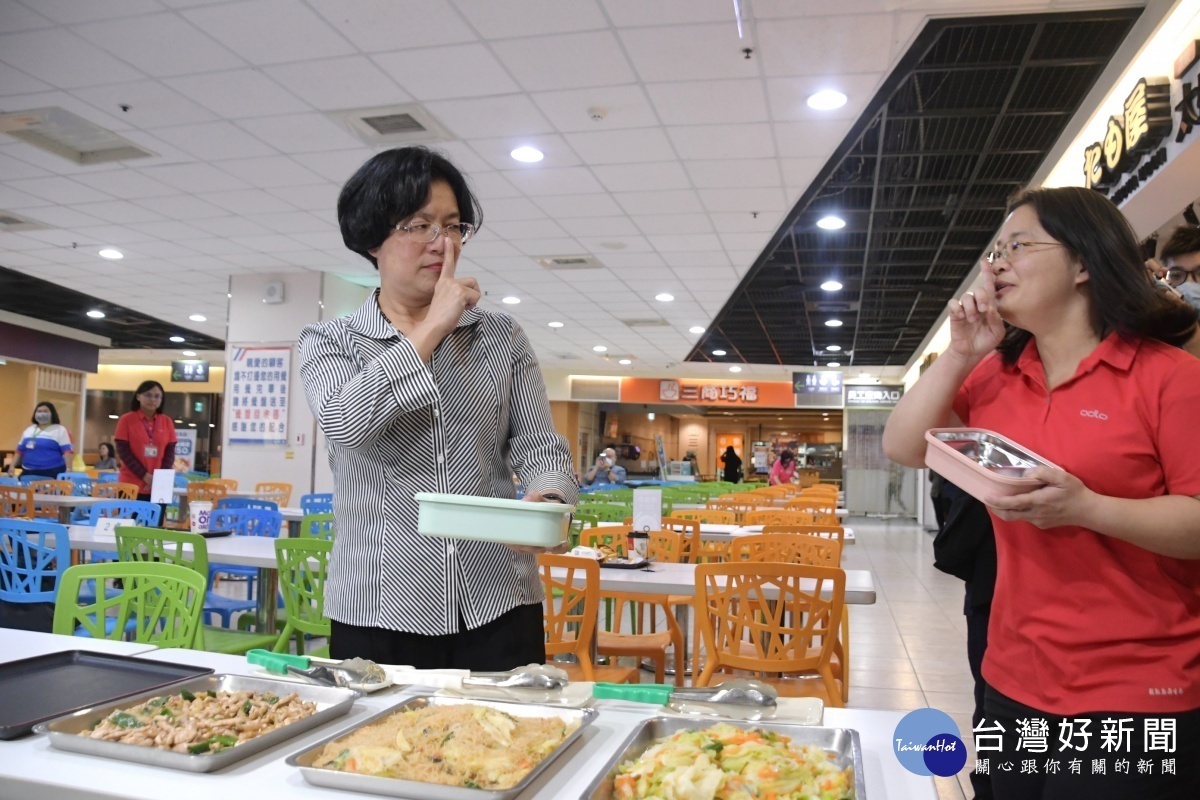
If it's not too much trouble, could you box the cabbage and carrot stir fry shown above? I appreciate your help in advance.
[613,723,853,800]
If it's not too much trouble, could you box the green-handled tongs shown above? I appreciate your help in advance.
[593,679,778,720]
[246,649,387,687]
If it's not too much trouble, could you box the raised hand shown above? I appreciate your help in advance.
[410,235,482,359]
[947,260,1006,362]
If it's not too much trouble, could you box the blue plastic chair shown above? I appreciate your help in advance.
[208,509,283,603]
[98,473,119,483]
[216,497,279,513]
[0,476,20,486]
[0,519,70,605]
[299,493,334,514]
[18,474,46,486]
[57,471,91,482]
[84,501,162,565]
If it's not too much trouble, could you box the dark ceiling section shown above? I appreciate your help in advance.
[689,9,1141,368]
[0,265,224,350]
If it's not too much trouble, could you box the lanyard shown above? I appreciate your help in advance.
[140,414,157,441]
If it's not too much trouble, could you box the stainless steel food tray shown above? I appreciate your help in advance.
[929,428,1054,477]
[286,693,597,800]
[580,716,866,799]
[35,673,358,773]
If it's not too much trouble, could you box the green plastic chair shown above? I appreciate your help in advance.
[568,513,600,548]
[114,527,279,655]
[53,561,206,649]
[298,512,335,541]
[273,538,332,657]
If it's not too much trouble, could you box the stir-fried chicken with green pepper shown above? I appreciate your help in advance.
[81,689,317,753]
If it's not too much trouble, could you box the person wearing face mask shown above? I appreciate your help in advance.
[299,146,576,671]
[114,380,177,502]
[1161,225,1200,310]
[9,402,73,478]
[584,447,626,486]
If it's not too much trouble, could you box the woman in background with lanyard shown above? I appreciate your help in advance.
[9,402,73,478]
[114,380,177,501]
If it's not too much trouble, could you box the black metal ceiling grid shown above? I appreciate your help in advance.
[0,265,224,350]
[691,9,1141,368]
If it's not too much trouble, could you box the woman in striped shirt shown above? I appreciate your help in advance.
[299,147,577,670]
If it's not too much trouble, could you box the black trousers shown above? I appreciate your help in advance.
[19,466,64,479]
[966,600,993,799]
[330,603,546,671]
[982,684,1200,799]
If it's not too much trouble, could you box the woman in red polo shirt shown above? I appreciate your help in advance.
[884,187,1200,799]
[114,380,177,501]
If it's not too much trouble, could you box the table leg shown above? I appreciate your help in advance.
[58,506,72,524]
[255,567,278,635]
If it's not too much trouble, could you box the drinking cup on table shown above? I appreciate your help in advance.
[190,501,213,533]
[629,531,649,559]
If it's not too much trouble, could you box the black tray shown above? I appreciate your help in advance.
[198,529,232,538]
[0,650,213,739]
[600,557,651,570]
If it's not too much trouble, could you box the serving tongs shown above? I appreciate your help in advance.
[593,678,779,720]
[246,649,388,690]
[456,664,570,702]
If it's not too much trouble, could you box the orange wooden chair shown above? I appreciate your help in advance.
[0,486,34,518]
[763,523,845,545]
[28,479,74,518]
[92,482,138,500]
[743,509,816,526]
[671,508,737,525]
[622,516,700,564]
[537,553,638,684]
[187,481,229,504]
[255,482,292,506]
[694,562,846,706]
[597,529,687,685]
[782,499,839,524]
[208,478,238,491]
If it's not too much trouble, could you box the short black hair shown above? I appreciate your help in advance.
[131,380,166,413]
[32,402,60,425]
[337,146,483,269]
[779,449,795,463]
[1161,225,1200,262]
[997,187,1197,363]
[97,442,113,459]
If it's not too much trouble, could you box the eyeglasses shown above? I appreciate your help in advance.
[393,220,476,244]
[1165,265,1200,286]
[985,241,1063,265]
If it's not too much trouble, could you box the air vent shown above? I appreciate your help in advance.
[537,255,604,270]
[554,352,580,360]
[570,377,621,401]
[805,300,860,313]
[330,104,453,146]
[0,107,155,165]
[620,318,670,328]
[0,211,48,232]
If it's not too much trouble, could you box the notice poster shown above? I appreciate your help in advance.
[228,346,290,445]
[173,428,197,471]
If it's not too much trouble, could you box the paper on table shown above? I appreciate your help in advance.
[93,517,133,538]
[149,469,175,503]
[632,488,662,532]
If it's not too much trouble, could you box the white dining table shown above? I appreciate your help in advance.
[598,520,856,544]
[0,646,936,800]
[31,494,108,524]
[0,628,159,664]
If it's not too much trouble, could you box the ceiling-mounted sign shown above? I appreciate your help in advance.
[620,377,797,408]
[845,384,905,408]
[170,360,209,382]
[793,371,842,395]
[1083,77,1173,191]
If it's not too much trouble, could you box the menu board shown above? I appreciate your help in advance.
[228,346,290,445]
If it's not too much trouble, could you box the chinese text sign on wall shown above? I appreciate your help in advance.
[228,346,290,445]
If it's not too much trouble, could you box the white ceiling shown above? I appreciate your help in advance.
[0,0,1139,379]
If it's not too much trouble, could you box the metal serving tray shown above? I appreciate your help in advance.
[0,651,212,740]
[286,693,598,800]
[581,716,866,800]
[924,427,1058,502]
[35,673,358,773]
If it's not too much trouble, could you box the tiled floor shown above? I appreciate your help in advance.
[840,516,980,800]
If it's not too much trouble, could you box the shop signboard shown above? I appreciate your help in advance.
[620,377,796,408]
[793,371,844,409]
[845,384,905,409]
[170,360,209,383]
[228,345,290,445]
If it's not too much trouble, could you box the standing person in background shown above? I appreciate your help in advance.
[114,381,177,502]
[93,441,118,471]
[720,445,742,483]
[8,402,73,478]
[768,449,797,485]
[1161,223,1200,312]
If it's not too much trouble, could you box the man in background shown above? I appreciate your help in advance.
[583,447,627,486]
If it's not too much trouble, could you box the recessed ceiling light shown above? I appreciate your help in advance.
[825,319,844,327]
[593,345,607,352]
[209,423,216,428]
[618,358,632,365]
[712,349,727,356]
[98,248,123,260]
[781,431,788,436]
[182,350,197,357]
[107,414,119,420]
[821,280,843,292]
[859,372,872,379]
[826,344,842,352]
[807,89,848,110]
[689,326,705,334]
[501,296,520,304]
[729,366,742,373]
[823,413,830,417]
[189,314,207,322]
[86,309,105,319]
[548,321,564,328]
[169,336,185,343]
[187,422,197,427]
[828,362,841,367]
[655,293,674,302]
[510,146,544,163]
[817,216,845,230]
[174,419,183,423]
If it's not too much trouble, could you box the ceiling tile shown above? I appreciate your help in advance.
[599,0,732,26]
[484,219,568,239]
[619,22,758,83]
[373,45,519,100]
[463,171,522,200]
[424,95,554,138]
[492,31,635,92]
[478,197,548,222]
[0,151,51,180]
[764,72,882,122]
[667,123,775,160]
[73,12,245,76]
[131,193,229,221]
[182,0,356,65]
[236,113,363,153]
[197,190,299,216]
[709,211,780,233]
[773,119,854,158]
[148,121,278,161]
[0,61,51,95]
[564,128,676,165]
[612,190,704,216]
[686,159,780,189]
[165,69,310,119]
[779,157,824,190]
[634,213,713,236]
[265,56,411,109]
[509,237,586,256]
[594,252,665,269]
[72,169,178,200]
[70,200,166,225]
[0,1,52,33]
[307,0,474,51]
[0,28,142,87]
[503,166,605,196]
[4,204,105,228]
[189,215,274,238]
[531,193,623,218]
[645,233,723,253]
[453,0,607,37]
[5,176,113,205]
[556,216,641,237]
[530,85,658,132]
[69,80,219,128]
[646,79,768,125]
[756,15,895,78]
[211,156,327,188]
[592,162,690,193]
[467,135,581,171]
[265,183,341,213]
[698,187,787,213]
[139,163,251,194]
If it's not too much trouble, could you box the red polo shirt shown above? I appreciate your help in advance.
[114,410,178,494]
[955,334,1200,715]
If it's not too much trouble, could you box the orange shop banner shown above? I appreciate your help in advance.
[621,378,796,408]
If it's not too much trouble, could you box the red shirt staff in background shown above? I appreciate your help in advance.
[768,449,797,485]
[114,380,177,501]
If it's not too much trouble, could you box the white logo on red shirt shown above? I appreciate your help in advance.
[1080,409,1108,420]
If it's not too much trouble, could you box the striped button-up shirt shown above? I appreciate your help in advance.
[298,290,578,635]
